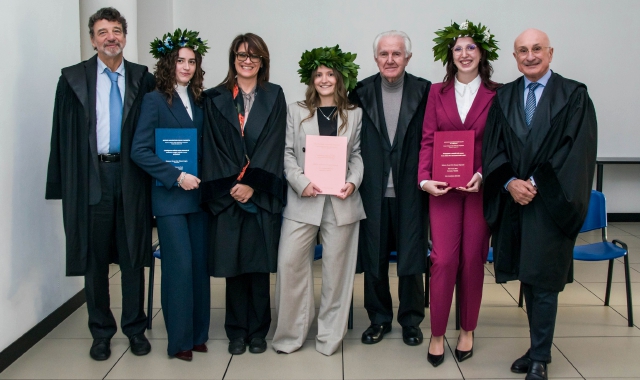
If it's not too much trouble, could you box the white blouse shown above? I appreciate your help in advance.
[175,84,193,120]
[454,75,481,123]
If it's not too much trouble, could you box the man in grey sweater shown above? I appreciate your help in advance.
[348,31,431,346]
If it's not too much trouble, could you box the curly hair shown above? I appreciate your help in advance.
[441,44,500,93]
[298,66,356,135]
[154,48,205,105]
[220,33,270,91]
[88,7,127,37]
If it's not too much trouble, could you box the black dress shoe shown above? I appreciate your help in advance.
[89,338,111,361]
[454,333,473,362]
[129,334,151,356]
[511,351,552,373]
[361,323,391,344]
[427,336,445,367]
[174,350,193,361]
[248,337,267,354]
[401,326,423,346]
[525,360,548,380]
[228,337,246,355]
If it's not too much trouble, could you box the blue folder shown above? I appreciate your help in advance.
[155,128,197,186]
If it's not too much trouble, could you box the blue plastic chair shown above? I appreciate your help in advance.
[573,190,633,327]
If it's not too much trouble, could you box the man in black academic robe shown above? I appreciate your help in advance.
[348,31,430,346]
[45,8,155,361]
[482,29,597,380]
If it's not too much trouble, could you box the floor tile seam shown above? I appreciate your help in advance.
[498,283,525,307]
[551,341,586,380]
[102,341,129,380]
[572,279,638,326]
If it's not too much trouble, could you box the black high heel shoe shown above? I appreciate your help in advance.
[427,336,445,367]
[454,332,474,362]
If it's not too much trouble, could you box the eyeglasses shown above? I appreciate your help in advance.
[235,52,262,63]
[452,44,477,54]
[515,46,551,57]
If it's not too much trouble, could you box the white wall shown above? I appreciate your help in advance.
[159,0,640,212]
[0,1,83,351]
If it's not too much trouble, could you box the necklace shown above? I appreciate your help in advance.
[317,106,336,121]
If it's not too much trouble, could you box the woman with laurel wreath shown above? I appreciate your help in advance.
[131,29,210,361]
[417,21,500,366]
[200,33,286,356]
[271,46,365,356]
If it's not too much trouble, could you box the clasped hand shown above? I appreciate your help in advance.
[179,173,200,190]
[507,179,537,205]
[231,184,254,203]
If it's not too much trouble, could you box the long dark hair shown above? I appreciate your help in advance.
[298,67,356,135]
[154,48,205,105]
[220,33,270,91]
[441,43,499,92]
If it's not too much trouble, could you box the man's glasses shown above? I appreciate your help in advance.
[515,46,551,57]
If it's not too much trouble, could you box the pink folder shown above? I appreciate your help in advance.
[304,135,348,195]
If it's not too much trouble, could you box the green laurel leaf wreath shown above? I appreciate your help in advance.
[297,45,360,92]
[433,20,499,65]
[150,28,209,59]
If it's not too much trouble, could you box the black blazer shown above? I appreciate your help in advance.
[131,89,204,216]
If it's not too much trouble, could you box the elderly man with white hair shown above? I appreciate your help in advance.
[349,30,431,347]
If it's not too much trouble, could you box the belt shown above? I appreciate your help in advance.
[98,153,121,163]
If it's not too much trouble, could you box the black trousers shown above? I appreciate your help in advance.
[522,282,558,362]
[85,162,146,340]
[225,272,271,341]
[364,197,424,327]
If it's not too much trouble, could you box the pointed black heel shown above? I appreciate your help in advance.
[427,336,445,367]
[454,332,474,362]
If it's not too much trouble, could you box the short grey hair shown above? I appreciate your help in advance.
[373,30,412,58]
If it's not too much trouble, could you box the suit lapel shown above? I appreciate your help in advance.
[525,72,558,158]
[441,85,464,130]
[302,108,319,136]
[463,84,494,129]
[395,73,428,148]
[357,75,385,141]
[167,90,194,129]
[243,83,278,143]
[213,87,241,133]
[122,59,142,126]
[499,77,529,144]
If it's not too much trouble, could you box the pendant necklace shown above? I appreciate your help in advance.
[318,106,336,121]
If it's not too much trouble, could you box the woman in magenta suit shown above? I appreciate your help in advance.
[418,20,500,366]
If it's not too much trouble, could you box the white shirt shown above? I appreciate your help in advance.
[454,74,481,123]
[96,58,125,154]
[175,84,193,120]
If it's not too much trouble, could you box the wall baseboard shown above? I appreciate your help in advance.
[608,213,640,222]
[0,289,85,373]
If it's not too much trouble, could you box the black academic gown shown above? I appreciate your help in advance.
[45,55,155,276]
[349,73,431,277]
[200,83,286,277]
[482,72,597,292]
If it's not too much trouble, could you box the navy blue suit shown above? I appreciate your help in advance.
[131,89,210,356]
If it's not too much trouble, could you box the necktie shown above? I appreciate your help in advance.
[106,70,122,153]
[525,82,541,127]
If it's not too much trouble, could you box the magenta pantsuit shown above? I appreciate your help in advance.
[418,82,495,336]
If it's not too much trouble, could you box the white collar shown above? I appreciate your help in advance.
[175,83,189,95]
[97,57,125,76]
[454,74,481,97]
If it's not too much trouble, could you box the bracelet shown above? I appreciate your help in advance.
[177,172,186,188]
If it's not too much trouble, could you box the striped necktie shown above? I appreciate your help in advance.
[525,82,541,127]
[105,70,122,153]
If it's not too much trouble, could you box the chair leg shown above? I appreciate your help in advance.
[605,259,614,306]
[348,292,354,330]
[518,282,524,308]
[147,256,155,330]
[623,254,634,327]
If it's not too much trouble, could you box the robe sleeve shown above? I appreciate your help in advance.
[482,99,518,229]
[45,75,67,199]
[532,87,597,238]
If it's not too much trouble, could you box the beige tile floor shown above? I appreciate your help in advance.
[1,223,639,379]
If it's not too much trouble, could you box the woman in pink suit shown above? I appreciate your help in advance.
[418,20,500,366]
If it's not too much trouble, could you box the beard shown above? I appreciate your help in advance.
[100,42,123,57]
